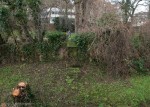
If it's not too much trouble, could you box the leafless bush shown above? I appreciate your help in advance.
[87,13,132,77]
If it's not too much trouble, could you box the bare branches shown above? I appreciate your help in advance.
[115,0,145,23]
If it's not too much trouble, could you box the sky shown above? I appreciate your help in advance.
[136,6,147,13]
[135,1,148,13]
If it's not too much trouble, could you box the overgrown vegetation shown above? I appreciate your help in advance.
[53,17,75,32]
[130,23,150,75]
[1,0,149,76]
[0,27,149,75]
[0,64,150,107]
[0,0,150,106]
[0,0,43,43]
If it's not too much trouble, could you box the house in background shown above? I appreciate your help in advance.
[41,7,75,24]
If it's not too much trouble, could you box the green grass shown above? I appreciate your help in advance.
[77,76,150,107]
[0,63,150,107]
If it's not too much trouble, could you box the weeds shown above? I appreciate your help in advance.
[0,63,150,107]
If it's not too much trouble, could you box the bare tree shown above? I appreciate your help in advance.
[115,0,143,24]
[73,0,118,32]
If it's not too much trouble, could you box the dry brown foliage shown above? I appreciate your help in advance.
[89,23,131,77]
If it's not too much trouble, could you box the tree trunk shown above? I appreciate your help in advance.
[65,1,68,31]
[0,34,5,45]
[75,3,80,33]
[80,0,87,24]
[22,24,34,42]
[34,13,43,43]
[74,0,88,33]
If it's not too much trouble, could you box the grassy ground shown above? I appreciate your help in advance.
[0,62,150,107]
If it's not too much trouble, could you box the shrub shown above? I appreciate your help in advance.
[132,58,149,74]
[75,32,95,53]
[0,31,67,63]
[131,34,142,49]
[74,33,95,61]
[0,6,11,34]
[88,24,131,77]
[66,32,95,61]
[36,42,52,61]
[21,43,37,61]
[53,17,75,32]
[0,44,18,63]
[45,31,66,53]
[130,24,150,74]
[67,33,77,48]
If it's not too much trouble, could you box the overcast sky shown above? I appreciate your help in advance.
[136,6,147,13]
[135,1,148,13]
